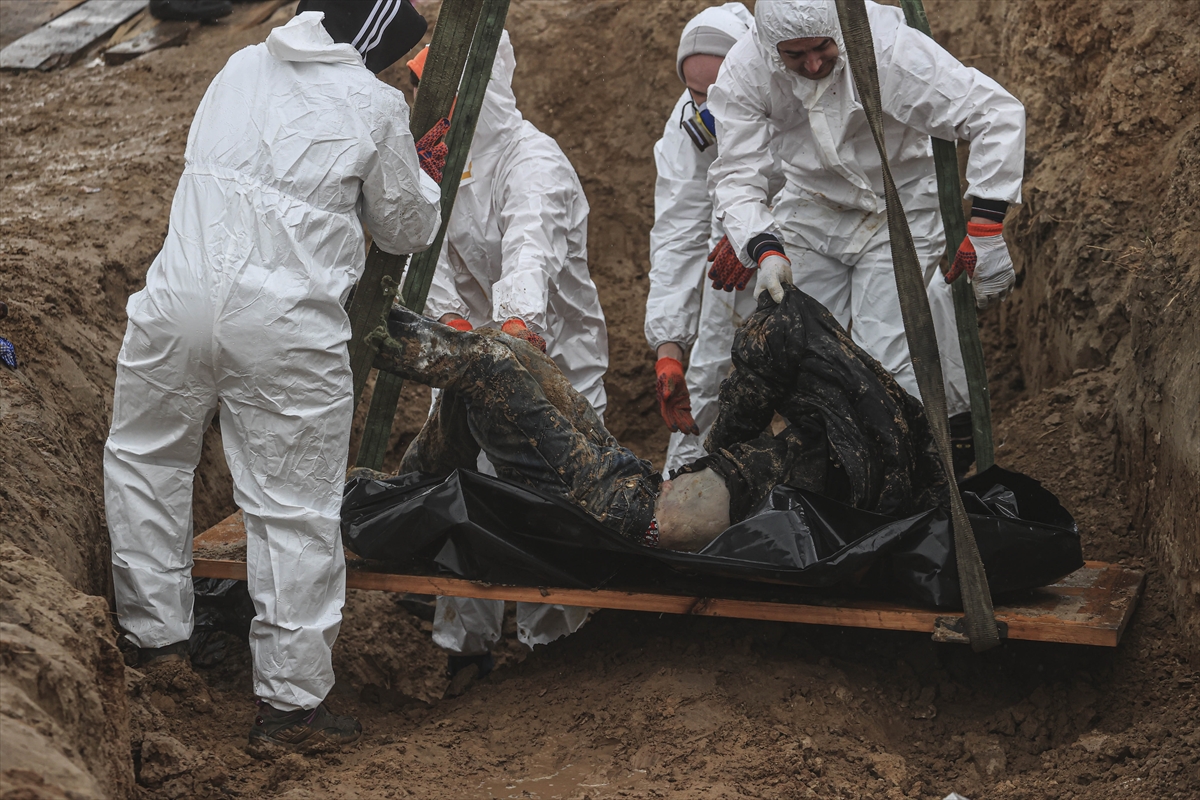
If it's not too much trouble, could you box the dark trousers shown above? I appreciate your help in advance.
[375,307,660,542]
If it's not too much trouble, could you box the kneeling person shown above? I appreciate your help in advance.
[373,287,947,553]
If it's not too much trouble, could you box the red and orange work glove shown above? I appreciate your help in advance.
[416,117,451,183]
[945,221,1016,309]
[707,235,757,292]
[655,357,700,435]
[443,317,473,332]
[500,317,547,353]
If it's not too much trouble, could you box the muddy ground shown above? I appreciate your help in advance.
[1,0,1197,798]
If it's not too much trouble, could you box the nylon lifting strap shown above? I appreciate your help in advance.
[347,0,487,409]
[898,0,996,471]
[356,0,512,471]
[834,0,999,651]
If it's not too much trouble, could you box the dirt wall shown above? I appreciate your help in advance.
[926,0,1200,645]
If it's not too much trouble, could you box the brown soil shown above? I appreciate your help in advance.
[1,1,1197,798]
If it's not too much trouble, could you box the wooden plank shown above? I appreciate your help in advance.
[193,512,1143,647]
[0,0,89,49]
[103,21,190,65]
[0,0,144,71]
[237,0,292,31]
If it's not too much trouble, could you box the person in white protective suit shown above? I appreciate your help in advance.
[707,0,1025,477]
[645,2,765,476]
[103,1,441,751]
[406,32,607,684]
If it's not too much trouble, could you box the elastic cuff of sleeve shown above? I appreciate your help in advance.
[746,232,785,265]
[966,220,1005,237]
[970,197,1009,223]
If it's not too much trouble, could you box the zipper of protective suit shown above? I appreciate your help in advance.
[834,0,1000,651]
[352,0,512,471]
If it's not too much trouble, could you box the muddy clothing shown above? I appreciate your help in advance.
[378,311,661,542]
[377,291,946,543]
[700,288,950,523]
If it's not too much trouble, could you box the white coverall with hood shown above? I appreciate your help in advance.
[708,0,1026,415]
[422,31,605,657]
[645,2,762,475]
[103,13,440,712]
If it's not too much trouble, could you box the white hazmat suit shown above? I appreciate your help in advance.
[645,3,763,475]
[420,31,604,656]
[104,13,440,712]
[708,0,1026,415]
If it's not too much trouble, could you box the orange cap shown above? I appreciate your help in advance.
[407,45,429,80]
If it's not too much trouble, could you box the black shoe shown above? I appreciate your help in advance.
[948,412,975,482]
[139,640,190,666]
[445,652,494,697]
[149,0,233,22]
[248,701,362,755]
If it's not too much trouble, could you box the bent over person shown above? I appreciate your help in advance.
[103,3,440,750]
[707,0,1026,477]
[373,287,947,555]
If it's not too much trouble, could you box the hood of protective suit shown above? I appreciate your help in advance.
[675,2,754,83]
[472,30,523,157]
[266,12,366,68]
[754,0,846,75]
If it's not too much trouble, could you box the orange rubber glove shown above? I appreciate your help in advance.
[500,318,547,353]
[444,318,472,332]
[416,118,450,183]
[655,357,699,435]
[707,235,756,292]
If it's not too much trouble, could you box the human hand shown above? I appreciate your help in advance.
[946,221,1015,309]
[655,356,699,435]
[500,317,547,353]
[707,235,756,292]
[753,253,793,304]
[416,118,451,183]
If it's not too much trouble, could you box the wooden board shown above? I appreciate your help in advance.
[1,0,144,71]
[0,0,89,50]
[193,511,1144,648]
[103,21,190,65]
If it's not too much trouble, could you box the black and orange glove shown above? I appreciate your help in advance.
[416,118,451,183]
[500,317,547,353]
[707,235,756,292]
[655,357,699,435]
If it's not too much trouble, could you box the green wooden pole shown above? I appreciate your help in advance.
[900,0,996,471]
[356,0,512,471]
[346,0,486,409]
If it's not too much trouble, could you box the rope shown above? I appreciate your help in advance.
[898,0,996,471]
[834,0,999,650]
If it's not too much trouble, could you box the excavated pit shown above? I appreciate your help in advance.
[0,1,1196,797]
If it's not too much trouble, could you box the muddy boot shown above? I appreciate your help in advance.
[139,640,190,666]
[948,412,975,482]
[248,701,362,756]
[445,652,494,698]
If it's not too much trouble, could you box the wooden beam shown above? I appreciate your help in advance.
[1,0,144,71]
[192,513,1143,648]
[102,21,190,65]
[0,0,88,50]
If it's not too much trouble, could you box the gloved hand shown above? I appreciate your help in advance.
[655,357,699,435]
[443,317,472,332]
[500,317,547,353]
[707,236,756,292]
[754,253,793,304]
[945,221,1016,309]
[416,118,451,183]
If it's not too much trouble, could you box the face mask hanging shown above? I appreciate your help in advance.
[680,100,717,152]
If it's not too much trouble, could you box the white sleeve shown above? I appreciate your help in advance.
[360,89,442,256]
[490,147,578,331]
[707,49,780,267]
[645,105,714,352]
[421,241,471,321]
[879,21,1025,204]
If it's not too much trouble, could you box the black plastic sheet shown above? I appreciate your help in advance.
[341,465,1083,609]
